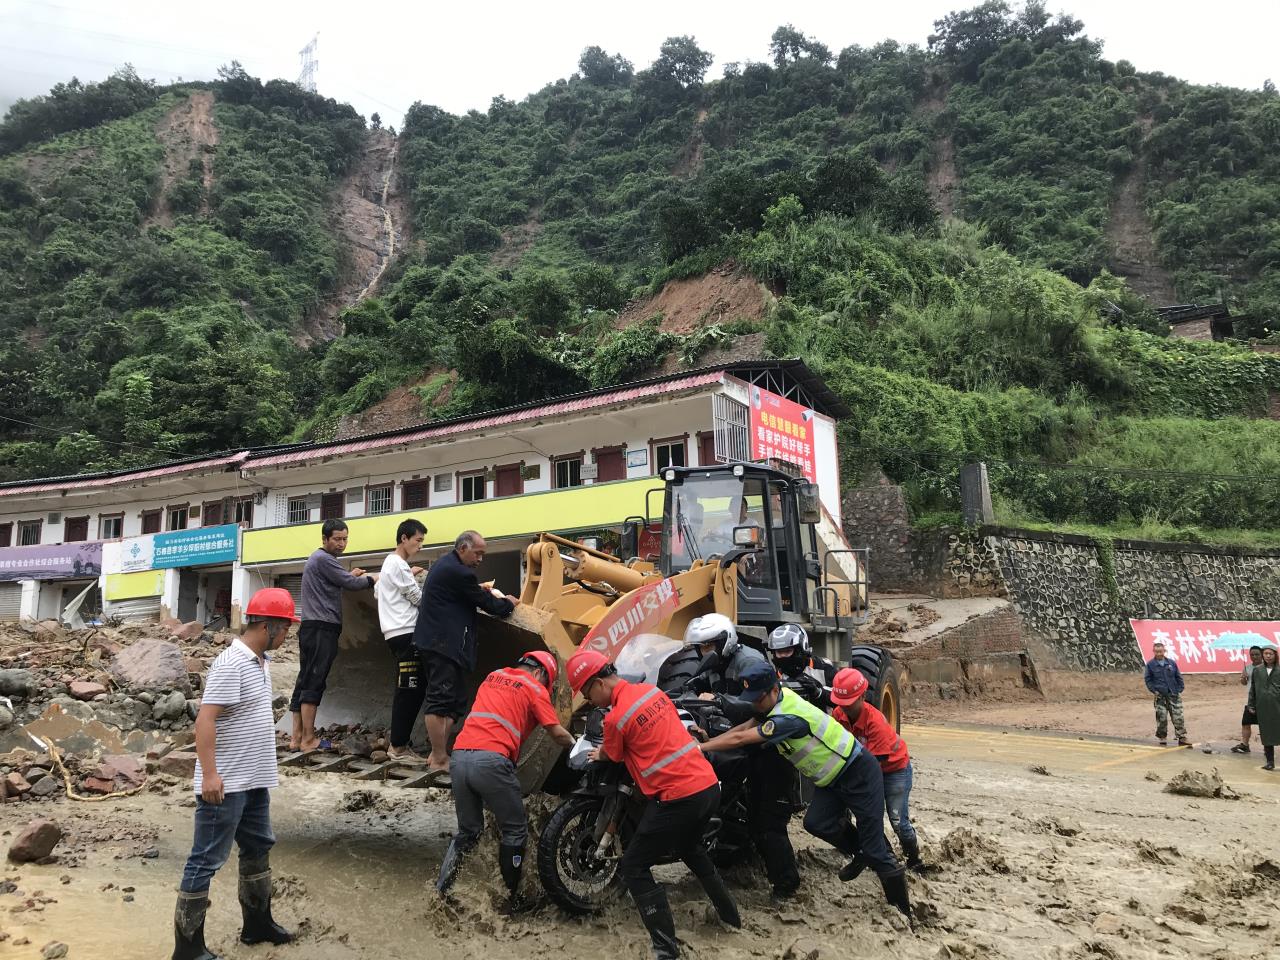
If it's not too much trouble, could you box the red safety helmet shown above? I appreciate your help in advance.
[830,667,868,706]
[244,587,300,623]
[519,650,558,688]
[567,649,609,695]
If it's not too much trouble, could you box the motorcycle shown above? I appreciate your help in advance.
[535,637,755,915]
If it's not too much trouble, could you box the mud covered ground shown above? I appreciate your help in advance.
[0,714,1275,960]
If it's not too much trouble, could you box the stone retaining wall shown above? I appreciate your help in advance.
[902,526,1280,670]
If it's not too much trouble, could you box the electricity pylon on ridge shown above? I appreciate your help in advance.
[298,34,318,93]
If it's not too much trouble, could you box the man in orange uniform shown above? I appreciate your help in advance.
[567,649,740,960]
[436,651,574,911]
[830,667,923,875]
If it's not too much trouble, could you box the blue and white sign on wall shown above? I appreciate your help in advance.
[153,525,239,569]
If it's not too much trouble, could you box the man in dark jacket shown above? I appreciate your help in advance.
[1144,641,1190,747]
[413,530,518,778]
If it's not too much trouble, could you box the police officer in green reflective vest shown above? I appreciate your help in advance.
[698,661,912,920]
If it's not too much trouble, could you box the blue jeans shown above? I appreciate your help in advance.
[882,762,917,845]
[180,788,275,893]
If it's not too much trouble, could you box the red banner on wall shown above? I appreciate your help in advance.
[1129,619,1280,674]
[750,385,816,481]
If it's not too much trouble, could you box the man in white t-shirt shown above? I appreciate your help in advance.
[174,587,299,960]
[376,518,428,763]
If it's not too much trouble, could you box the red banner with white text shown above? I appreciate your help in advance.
[1129,619,1280,673]
[749,385,817,481]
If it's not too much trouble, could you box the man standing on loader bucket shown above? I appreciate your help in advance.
[413,530,518,779]
[436,651,574,911]
[568,649,740,960]
[376,518,429,763]
[174,588,299,960]
[699,660,912,922]
[830,667,923,875]
[290,519,377,752]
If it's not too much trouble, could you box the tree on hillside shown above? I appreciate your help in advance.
[0,65,158,155]
[769,24,833,67]
[370,112,381,129]
[579,46,634,87]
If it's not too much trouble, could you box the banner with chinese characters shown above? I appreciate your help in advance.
[1129,619,1280,673]
[152,524,239,569]
[579,577,679,662]
[0,542,102,582]
[749,385,816,481]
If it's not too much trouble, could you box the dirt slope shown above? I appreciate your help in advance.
[1107,119,1176,305]
[147,91,218,227]
[921,90,958,220]
[615,263,773,335]
[301,129,404,344]
[333,369,457,439]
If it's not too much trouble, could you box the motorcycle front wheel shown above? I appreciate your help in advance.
[537,795,624,915]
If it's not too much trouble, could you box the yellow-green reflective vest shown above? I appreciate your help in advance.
[766,687,858,787]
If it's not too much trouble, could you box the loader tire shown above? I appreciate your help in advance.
[849,644,901,732]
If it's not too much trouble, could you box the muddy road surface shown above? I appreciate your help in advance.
[0,722,1276,960]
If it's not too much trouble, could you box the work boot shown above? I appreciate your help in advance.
[900,835,925,874]
[878,869,913,925]
[635,887,680,960]
[173,890,218,960]
[694,869,741,928]
[498,842,541,914]
[839,855,867,882]
[436,836,473,896]
[238,857,294,945]
[1231,742,1251,754]
[1177,738,1192,748]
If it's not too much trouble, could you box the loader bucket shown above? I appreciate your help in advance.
[279,589,573,793]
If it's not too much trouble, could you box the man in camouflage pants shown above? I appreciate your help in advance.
[1144,642,1190,747]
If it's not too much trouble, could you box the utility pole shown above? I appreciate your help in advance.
[297,34,319,93]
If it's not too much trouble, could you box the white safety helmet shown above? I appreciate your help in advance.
[766,623,811,657]
[684,613,740,659]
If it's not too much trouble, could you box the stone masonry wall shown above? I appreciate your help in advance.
[842,471,913,591]
[965,527,1280,670]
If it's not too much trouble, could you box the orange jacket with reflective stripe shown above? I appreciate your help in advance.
[454,667,560,762]
[603,680,717,801]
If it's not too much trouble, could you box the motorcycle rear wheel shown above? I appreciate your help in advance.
[537,796,624,915]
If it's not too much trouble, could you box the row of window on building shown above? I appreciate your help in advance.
[0,438,701,546]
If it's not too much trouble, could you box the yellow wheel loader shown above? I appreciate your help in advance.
[311,463,899,791]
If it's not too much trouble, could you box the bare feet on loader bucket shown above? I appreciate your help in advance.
[298,736,323,753]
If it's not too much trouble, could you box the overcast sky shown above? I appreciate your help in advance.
[3,0,1277,127]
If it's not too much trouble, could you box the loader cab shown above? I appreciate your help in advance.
[659,464,822,632]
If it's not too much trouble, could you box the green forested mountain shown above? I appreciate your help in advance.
[2,2,1279,541]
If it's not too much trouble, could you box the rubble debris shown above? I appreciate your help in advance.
[41,942,68,959]
[68,681,107,701]
[8,818,63,862]
[0,669,38,698]
[158,752,197,778]
[1164,768,1238,800]
[110,639,191,695]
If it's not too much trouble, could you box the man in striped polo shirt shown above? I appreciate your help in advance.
[173,588,299,960]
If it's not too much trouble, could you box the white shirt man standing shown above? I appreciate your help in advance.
[376,518,428,762]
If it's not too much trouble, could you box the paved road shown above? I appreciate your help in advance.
[906,720,1277,789]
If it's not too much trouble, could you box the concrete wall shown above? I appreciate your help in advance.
[903,525,1280,671]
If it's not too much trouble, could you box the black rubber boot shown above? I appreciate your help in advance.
[238,857,294,946]
[879,869,913,925]
[694,869,741,928]
[635,887,680,960]
[900,835,925,874]
[173,890,218,960]
[499,842,540,914]
[839,855,867,882]
[436,836,474,895]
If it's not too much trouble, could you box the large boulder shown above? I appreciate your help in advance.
[152,691,188,722]
[8,819,62,862]
[110,639,190,695]
[0,669,39,698]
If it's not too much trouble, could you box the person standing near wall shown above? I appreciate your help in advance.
[289,519,377,752]
[376,518,428,763]
[1143,642,1190,748]
[1232,646,1265,754]
[1249,645,1279,771]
